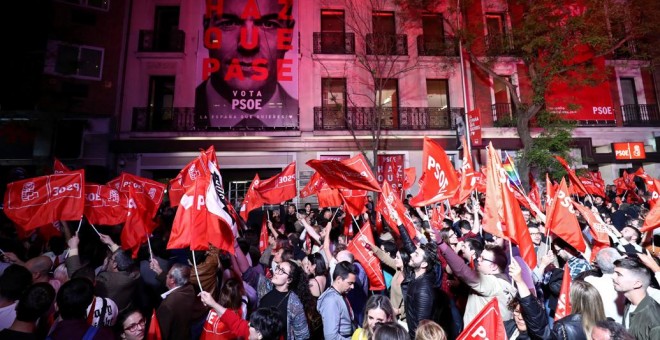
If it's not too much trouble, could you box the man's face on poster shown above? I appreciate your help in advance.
[206,0,294,93]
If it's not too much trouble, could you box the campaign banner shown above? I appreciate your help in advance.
[467,109,482,146]
[377,154,404,195]
[197,0,299,129]
[613,142,646,160]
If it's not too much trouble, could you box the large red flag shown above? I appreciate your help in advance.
[300,172,324,198]
[545,173,555,212]
[578,172,606,198]
[339,189,368,217]
[635,168,659,208]
[451,136,476,206]
[403,167,416,190]
[3,170,85,231]
[376,181,417,239]
[253,162,297,204]
[204,147,240,238]
[572,202,609,244]
[121,185,159,258]
[147,309,162,340]
[84,184,128,226]
[501,176,538,269]
[118,173,165,218]
[259,213,269,253]
[347,221,386,291]
[483,143,505,239]
[410,137,459,206]
[306,154,381,192]
[457,298,506,340]
[430,204,446,231]
[554,263,572,321]
[239,174,262,220]
[640,202,660,233]
[318,187,343,208]
[553,155,589,196]
[546,179,586,253]
[167,170,234,253]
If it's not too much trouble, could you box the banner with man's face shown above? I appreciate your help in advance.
[197,0,298,129]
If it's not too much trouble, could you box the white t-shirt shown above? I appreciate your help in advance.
[0,301,17,330]
[86,296,118,327]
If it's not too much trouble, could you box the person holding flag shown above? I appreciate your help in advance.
[505,260,551,339]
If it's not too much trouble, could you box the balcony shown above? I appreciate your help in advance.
[366,34,408,56]
[132,107,196,131]
[416,35,458,56]
[138,29,185,52]
[314,106,460,130]
[485,33,516,56]
[492,103,516,127]
[621,104,660,126]
[313,32,355,54]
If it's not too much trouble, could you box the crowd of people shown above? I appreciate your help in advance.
[0,175,659,340]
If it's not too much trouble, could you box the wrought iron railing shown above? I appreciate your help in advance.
[366,34,408,56]
[314,106,461,130]
[416,35,458,56]
[313,32,356,54]
[132,107,196,131]
[138,29,185,52]
[491,103,515,127]
[485,33,516,56]
[621,104,660,126]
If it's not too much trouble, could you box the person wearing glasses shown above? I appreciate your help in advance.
[436,232,517,326]
[257,260,310,340]
[116,308,146,340]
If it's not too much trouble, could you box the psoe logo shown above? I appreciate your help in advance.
[21,182,39,202]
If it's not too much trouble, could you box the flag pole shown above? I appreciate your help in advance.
[191,250,204,293]
[146,235,154,262]
[76,215,84,234]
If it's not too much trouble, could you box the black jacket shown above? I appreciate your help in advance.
[505,295,551,339]
[552,314,587,340]
[405,271,437,340]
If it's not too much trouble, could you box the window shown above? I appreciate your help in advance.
[319,10,347,53]
[619,78,638,105]
[154,6,181,51]
[485,13,511,54]
[58,0,109,11]
[419,14,446,55]
[369,12,405,55]
[373,11,396,34]
[485,13,505,36]
[147,76,175,130]
[44,40,104,80]
[426,79,450,128]
[492,76,514,124]
[378,79,399,128]
[320,78,346,129]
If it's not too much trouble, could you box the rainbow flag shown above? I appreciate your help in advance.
[502,155,522,188]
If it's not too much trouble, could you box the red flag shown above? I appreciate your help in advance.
[546,179,586,253]
[147,309,162,340]
[572,202,610,244]
[53,159,71,174]
[168,178,185,208]
[300,172,325,198]
[118,173,166,218]
[3,170,85,232]
[306,154,381,192]
[318,187,343,208]
[451,136,476,206]
[529,173,541,211]
[403,167,416,190]
[259,213,269,253]
[545,173,555,212]
[167,170,234,253]
[107,176,121,191]
[430,204,446,230]
[84,184,128,226]
[456,298,506,340]
[554,264,572,321]
[376,181,417,239]
[339,189,368,217]
[483,144,537,268]
[474,168,487,194]
[410,137,459,206]
[553,155,589,196]
[121,185,159,258]
[239,174,262,220]
[640,202,660,233]
[253,162,297,204]
[635,168,659,208]
[347,221,386,291]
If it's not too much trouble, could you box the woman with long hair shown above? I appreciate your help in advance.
[200,277,248,339]
[553,280,606,339]
[258,260,311,339]
[302,252,329,297]
[367,239,410,323]
[352,295,395,340]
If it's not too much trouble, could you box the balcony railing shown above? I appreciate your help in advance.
[366,34,408,56]
[485,33,516,56]
[416,35,458,56]
[492,103,516,127]
[132,107,196,131]
[313,32,355,54]
[314,106,461,130]
[621,104,660,126]
[138,29,185,52]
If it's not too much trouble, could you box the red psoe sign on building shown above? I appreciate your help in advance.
[613,142,646,160]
